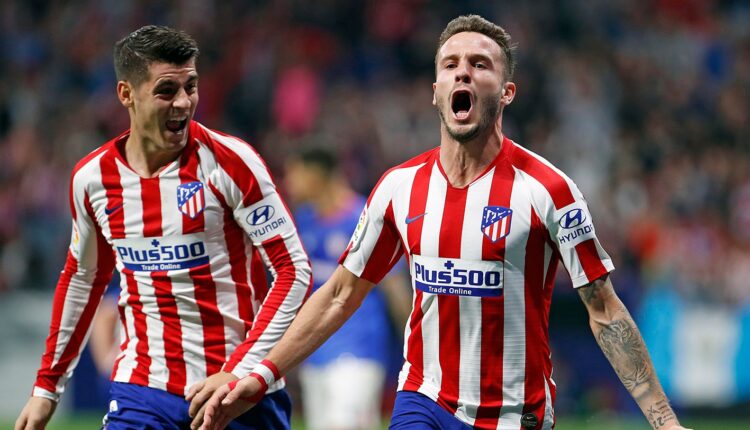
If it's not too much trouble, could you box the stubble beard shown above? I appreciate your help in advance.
[438,91,502,144]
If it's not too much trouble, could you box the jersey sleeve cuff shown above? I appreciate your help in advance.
[571,260,615,288]
[32,386,60,403]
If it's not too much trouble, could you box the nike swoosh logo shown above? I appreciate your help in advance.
[104,203,123,215]
[405,213,427,224]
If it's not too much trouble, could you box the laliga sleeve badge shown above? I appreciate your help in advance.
[348,207,368,253]
[520,412,539,429]
[69,221,81,258]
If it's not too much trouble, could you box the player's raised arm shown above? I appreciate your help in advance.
[578,276,692,430]
[198,265,375,430]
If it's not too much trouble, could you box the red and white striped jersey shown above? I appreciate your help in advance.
[33,121,312,401]
[340,137,613,429]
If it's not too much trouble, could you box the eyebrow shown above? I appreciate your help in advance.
[153,74,199,89]
[442,52,494,63]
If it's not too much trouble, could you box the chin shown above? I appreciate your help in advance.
[448,124,481,142]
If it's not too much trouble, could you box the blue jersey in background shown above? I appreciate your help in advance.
[295,195,397,368]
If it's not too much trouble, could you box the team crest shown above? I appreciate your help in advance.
[177,182,205,219]
[481,206,512,242]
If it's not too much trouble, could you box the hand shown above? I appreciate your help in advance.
[14,397,57,430]
[186,371,238,430]
[199,376,262,430]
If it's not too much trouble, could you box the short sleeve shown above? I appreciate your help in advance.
[543,180,614,287]
[339,175,404,284]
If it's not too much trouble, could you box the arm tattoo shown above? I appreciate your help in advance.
[580,280,678,429]
[596,317,651,392]
[646,399,677,429]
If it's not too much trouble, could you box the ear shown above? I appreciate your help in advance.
[116,81,135,108]
[432,82,437,106]
[500,82,516,106]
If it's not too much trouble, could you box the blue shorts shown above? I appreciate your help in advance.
[389,391,472,430]
[103,382,291,430]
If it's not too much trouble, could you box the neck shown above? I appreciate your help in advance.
[125,129,183,178]
[439,119,504,188]
[311,179,354,218]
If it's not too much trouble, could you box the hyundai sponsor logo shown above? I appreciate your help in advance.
[247,205,276,226]
[249,216,287,239]
[559,208,586,229]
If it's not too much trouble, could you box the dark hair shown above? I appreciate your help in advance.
[297,147,338,176]
[436,15,516,80]
[114,25,199,85]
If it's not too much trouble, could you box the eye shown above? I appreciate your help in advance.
[186,83,198,93]
[475,62,487,69]
[155,86,176,96]
[445,63,457,69]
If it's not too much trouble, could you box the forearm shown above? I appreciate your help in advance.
[590,305,677,428]
[262,267,369,377]
[581,280,679,429]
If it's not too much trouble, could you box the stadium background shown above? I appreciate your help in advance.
[1,0,749,428]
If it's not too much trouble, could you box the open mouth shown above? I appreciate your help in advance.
[451,90,473,120]
[165,118,188,133]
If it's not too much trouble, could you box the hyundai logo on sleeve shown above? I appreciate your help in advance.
[559,208,586,229]
[247,205,275,225]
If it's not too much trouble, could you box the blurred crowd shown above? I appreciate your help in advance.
[1,0,749,412]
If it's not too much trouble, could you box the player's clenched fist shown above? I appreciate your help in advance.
[200,376,263,430]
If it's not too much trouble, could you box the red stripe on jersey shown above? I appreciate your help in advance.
[521,209,554,425]
[509,140,575,209]
[100,152,126,239]
[152,272,187,394]
[179,142,205,234]
[359,203,403,283]
[122,268,151,387]
[435,185,468,414]
[210,184,255,333]
[224,236,298,372]
[191,265,226,375]
[575,239,609,283]
[140,178,162,237]
[403,161,432,392]
[475,162,515,427]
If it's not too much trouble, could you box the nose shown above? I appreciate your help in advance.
[173,88,191,110]
[454,61,471,83]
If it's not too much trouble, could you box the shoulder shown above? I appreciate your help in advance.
[371,147,437,197]
[191,121,275,188]
[506,140,577,209]
[192,121,258,156]
[70,133,123,188]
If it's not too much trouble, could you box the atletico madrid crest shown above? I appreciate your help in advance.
[481,206,512,242]
[177,182,205,219]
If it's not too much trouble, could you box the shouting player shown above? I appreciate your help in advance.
[15,26,311,430]
[200,15,691,430]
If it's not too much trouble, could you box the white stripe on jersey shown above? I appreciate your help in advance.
[391,164,422,394]
[114,276,137,384]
